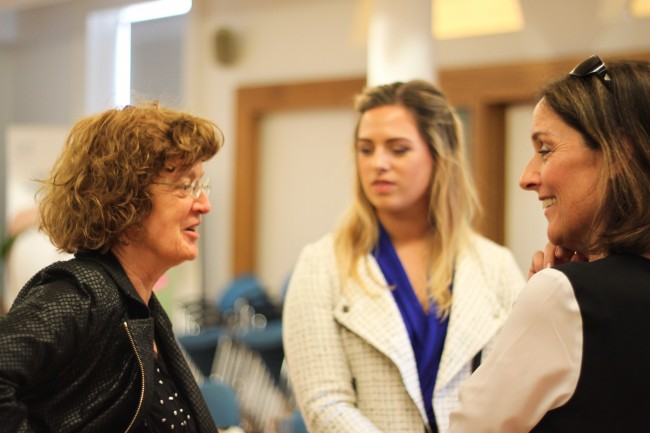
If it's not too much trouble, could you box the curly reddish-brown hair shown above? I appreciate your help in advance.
[38,101,223,254]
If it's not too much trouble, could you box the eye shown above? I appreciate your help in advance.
[392,146,409,155]
[538,143,551,157]
[356,142,373,154]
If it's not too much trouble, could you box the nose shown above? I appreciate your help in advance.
[519,156,540,191]
[193,192,212,213]
[372,148,390,172]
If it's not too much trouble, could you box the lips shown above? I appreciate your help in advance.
[371,180,394,193]
[185,221,200,233]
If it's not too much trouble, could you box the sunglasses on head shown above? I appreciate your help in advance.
[569,54,613,92]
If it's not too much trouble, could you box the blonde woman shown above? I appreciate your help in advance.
[283,80,524,433]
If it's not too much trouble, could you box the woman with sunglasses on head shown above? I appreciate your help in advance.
[448,55,650,433]
[282,80,524,433]
[0,102,224,432]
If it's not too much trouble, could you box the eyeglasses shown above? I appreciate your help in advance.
[569,54,612,92]
[151,177,211,199]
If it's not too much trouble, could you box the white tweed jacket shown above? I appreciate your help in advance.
[282,232,524,433]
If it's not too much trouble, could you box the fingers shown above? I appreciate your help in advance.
[570,250,588,262]
[528,250,545,279]
[552,245,569,263]
[528,243,571,279]
[556,246,589,263]
[546,243,560,265]
[529,243,589,279]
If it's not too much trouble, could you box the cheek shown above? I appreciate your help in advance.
[413,160,434,188]
[540,161,564,189]
[148,208,179,234]
[356,158,371,181]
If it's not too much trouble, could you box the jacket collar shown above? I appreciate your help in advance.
[436,244,508,390]
[333,256,427,422]
[332,244,509,399]
[76,251,149,309]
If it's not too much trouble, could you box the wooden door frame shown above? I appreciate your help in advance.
[233,51,650,275]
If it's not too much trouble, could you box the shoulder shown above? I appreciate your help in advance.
[283,234,342,319]
[14,257,95,302]
[14,254,126,315]
[554,254,650,304]
[460,233,522,275]
[454,234,525,311]
[518,268,576,317]
[7,258,108,334]
[294,233,337,268]
[465,233,514,256]
[555,253,644,277]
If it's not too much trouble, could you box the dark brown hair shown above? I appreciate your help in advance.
[539,58,650,255]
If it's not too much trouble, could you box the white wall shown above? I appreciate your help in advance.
[256,108,357,299]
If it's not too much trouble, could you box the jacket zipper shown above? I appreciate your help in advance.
[122,321,146,433]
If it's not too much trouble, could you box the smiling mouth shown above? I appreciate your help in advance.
[542,198,556,209]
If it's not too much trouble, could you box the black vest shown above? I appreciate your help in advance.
[531,254,650,433]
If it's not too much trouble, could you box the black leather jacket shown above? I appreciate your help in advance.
[0,252,217,433]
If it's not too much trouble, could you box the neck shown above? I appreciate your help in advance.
[377,211,432,244]
[111,245,164,305]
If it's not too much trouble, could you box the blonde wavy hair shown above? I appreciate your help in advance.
[334,80,479,316]
[38,101,224,254]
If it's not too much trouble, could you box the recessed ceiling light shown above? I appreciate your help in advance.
[433,0,524,40]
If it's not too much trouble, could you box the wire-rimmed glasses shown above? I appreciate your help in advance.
[151,177,211,199]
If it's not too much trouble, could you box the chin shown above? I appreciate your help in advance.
[173,251,198,265]
[183,252,199,262]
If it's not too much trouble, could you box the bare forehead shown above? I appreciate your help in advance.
[357,105,419,137]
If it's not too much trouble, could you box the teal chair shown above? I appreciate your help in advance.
[199,379,241,429]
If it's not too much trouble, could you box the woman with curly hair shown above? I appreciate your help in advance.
[0,102,224,432]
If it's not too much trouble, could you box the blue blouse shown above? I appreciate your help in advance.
[373,224,450,430]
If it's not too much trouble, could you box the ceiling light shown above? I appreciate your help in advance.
[433,0,524,40]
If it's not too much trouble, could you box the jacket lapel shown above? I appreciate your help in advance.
[333,256,426,417]
[435,245,508,391]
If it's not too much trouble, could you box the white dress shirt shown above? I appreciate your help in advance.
[448,268,583,433]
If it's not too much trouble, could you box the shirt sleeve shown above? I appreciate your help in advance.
[447,268,583,433]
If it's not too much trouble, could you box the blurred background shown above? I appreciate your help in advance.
[0,0,648,430]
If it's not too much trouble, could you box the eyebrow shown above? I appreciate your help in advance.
[356,137,412,144]
[530,131,551,142]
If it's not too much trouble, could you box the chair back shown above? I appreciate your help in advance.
[200,379,241,429]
